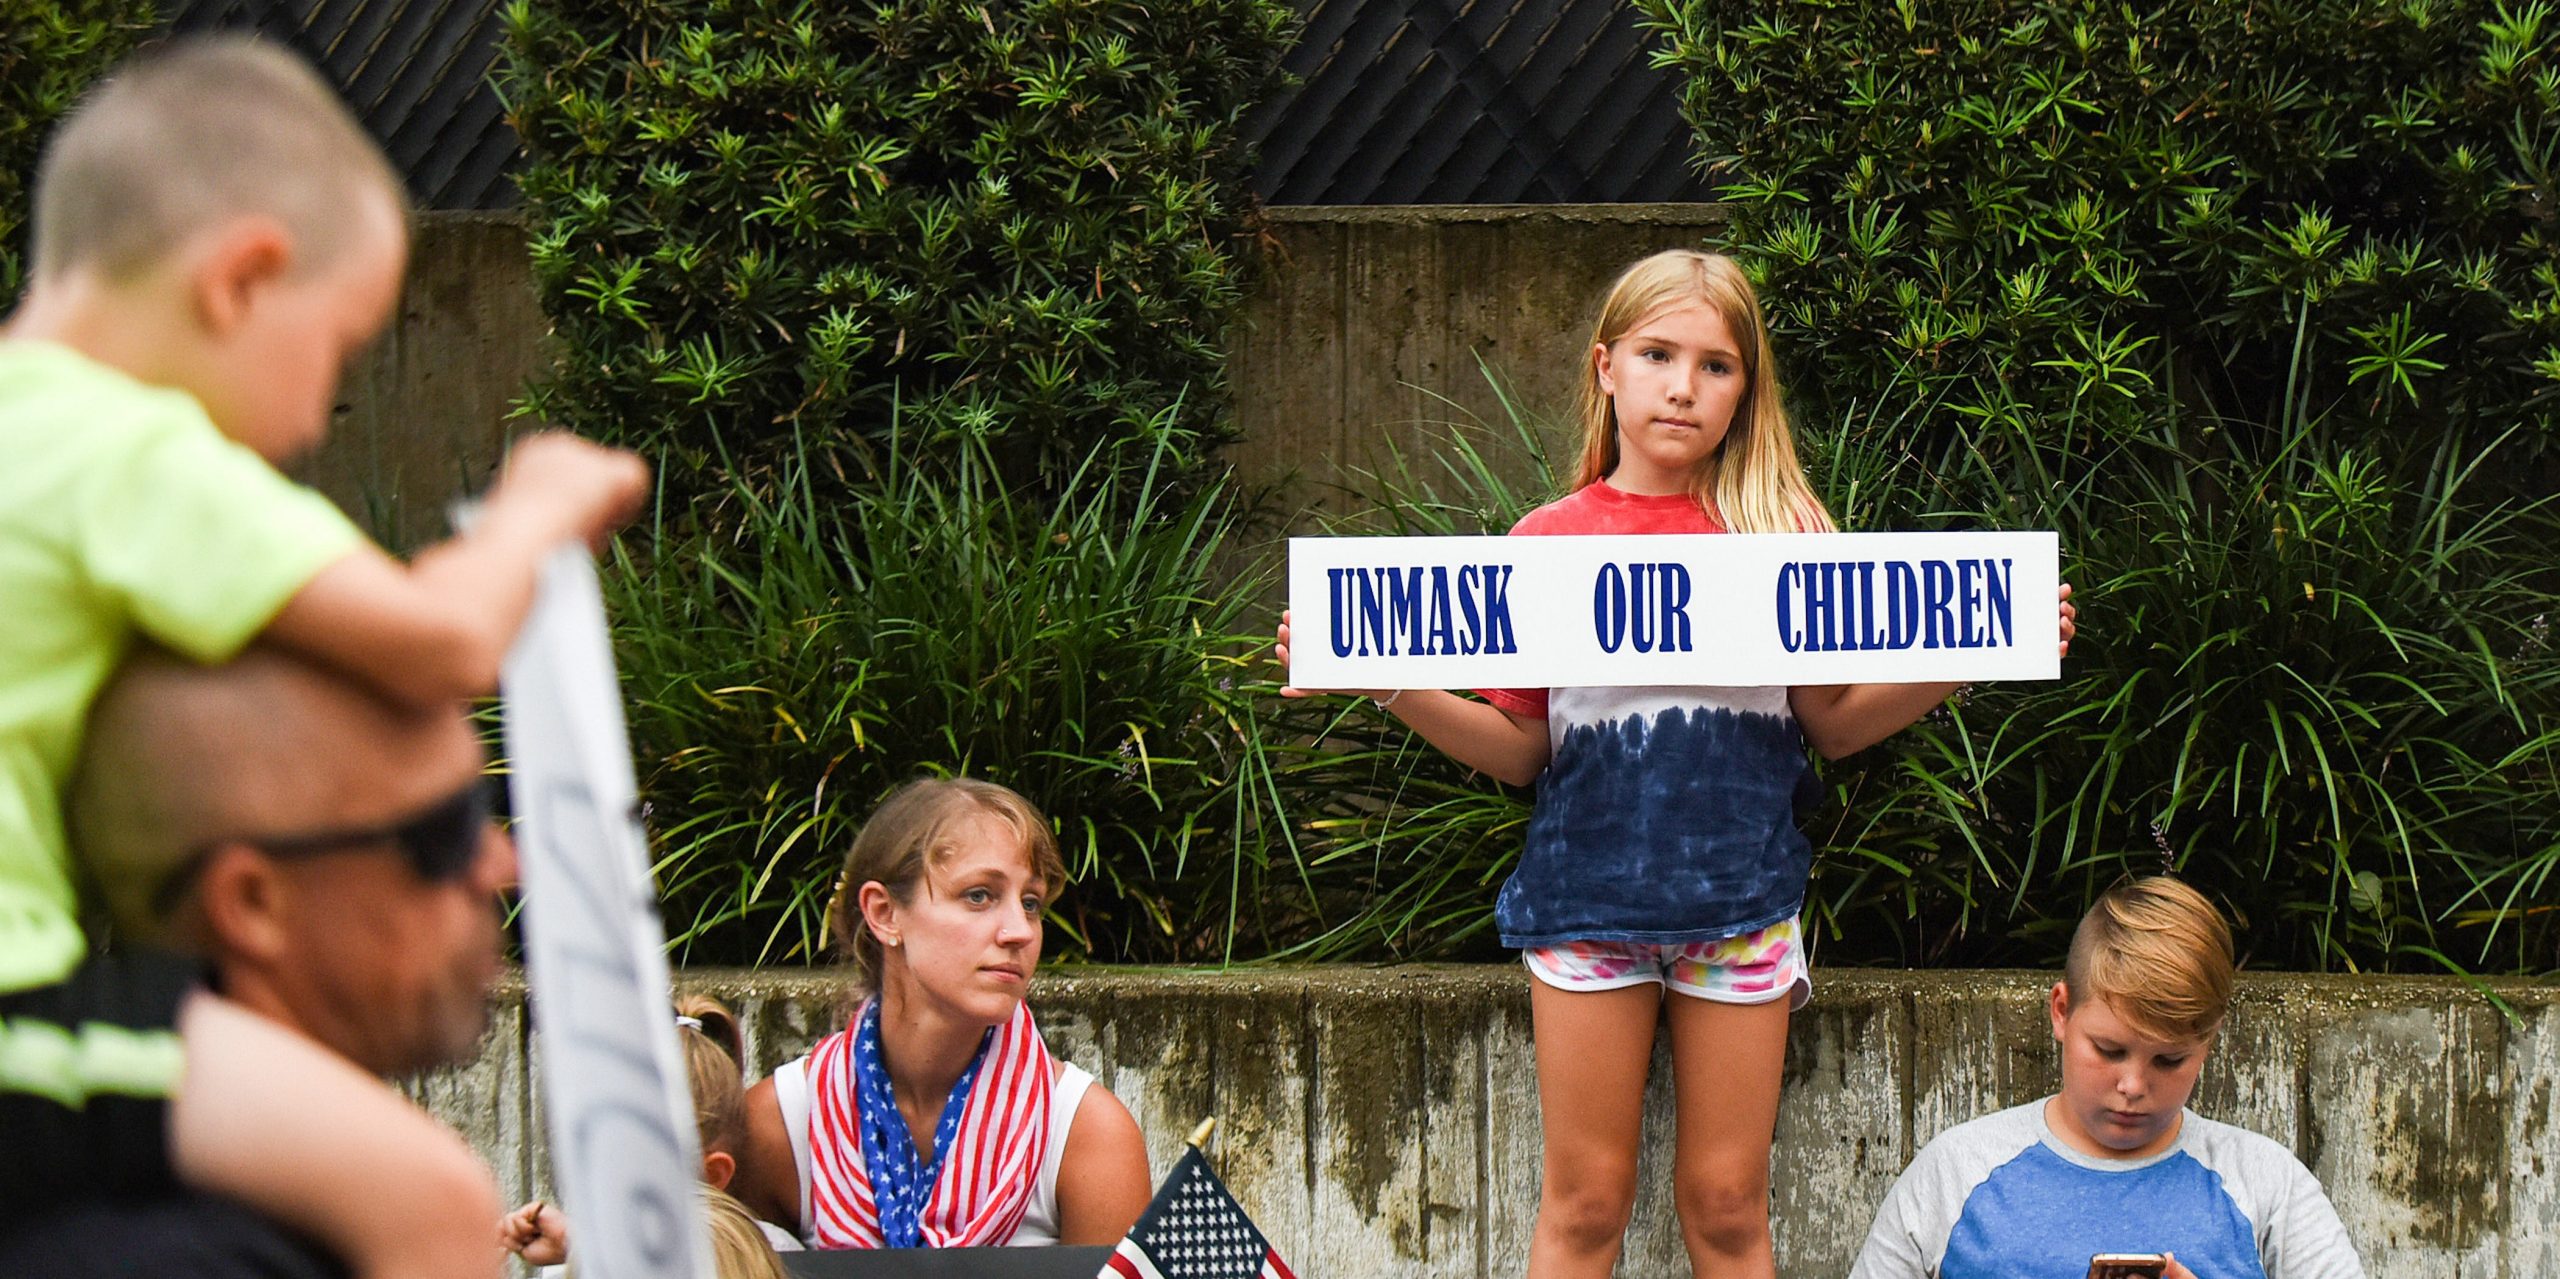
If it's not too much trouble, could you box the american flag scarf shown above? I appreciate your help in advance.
[805,999,1055,1249]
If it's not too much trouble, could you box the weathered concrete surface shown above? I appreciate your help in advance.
[1227,203,1731,528]
[430,967,2559,1278]
[299,211,547,551]
[327,207,1725,545]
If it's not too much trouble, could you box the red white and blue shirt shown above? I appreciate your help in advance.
[1481,481,1817,950]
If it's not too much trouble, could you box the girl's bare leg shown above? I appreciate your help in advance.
[1526,980,1661,1279]
[1665,993,1790,1279]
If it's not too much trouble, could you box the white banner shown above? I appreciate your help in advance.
[1288,531,2061,688]
[499,548,713,1279]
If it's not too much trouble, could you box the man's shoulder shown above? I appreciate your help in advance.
[0,1190,347,1279]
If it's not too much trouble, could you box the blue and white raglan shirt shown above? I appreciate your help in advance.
[1479,481,1818,950]
[1849,1099,2367,1279]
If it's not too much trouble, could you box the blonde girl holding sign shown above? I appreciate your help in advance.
[1279,250,2074,1279]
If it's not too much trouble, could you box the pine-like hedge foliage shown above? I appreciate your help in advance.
[1639,0,2560,461]
[1633,0,2560,971]
[499,0,1294,495]
[1,1,155,301]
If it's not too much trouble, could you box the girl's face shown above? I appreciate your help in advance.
[1593,299,1749,496]
[866,812,1048,1027]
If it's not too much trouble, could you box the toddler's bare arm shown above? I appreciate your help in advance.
[264,433,647,707]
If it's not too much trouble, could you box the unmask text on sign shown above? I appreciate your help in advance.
[1287,532,2062,689]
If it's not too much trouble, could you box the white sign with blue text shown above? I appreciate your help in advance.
[500,548,714,1279]
[1289,531,2062,689]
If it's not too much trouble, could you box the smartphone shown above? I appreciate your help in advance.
[2088,1256,2169,1279]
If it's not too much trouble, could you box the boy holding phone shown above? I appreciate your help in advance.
[1848,877,2366,1279]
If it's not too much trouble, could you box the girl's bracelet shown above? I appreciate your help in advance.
[1373,689,1405,711]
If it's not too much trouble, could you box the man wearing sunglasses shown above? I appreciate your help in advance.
[2,646,514,1276]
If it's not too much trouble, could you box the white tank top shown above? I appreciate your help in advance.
[774,1054,1096,1248]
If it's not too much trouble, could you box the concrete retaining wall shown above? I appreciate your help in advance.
[303,212,547,551]
[421,967,2559,1278]
[310,205,1726,541]
[1224,204,1726,519]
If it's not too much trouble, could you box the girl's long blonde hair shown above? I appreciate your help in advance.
[1572,250,1835,534]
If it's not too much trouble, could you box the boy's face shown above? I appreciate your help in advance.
[189,189,407,463]
[2046,982,2213,1161]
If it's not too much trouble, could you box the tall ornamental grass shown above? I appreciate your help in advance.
[606,426,1321,965]
[1279,362,2560,973]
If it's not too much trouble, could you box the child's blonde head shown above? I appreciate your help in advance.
[1573,250,1833,534]
[701,1186,789,1279]
[29,35,406,285]
[675,994,747,1158]
[2063,876,2237,1042]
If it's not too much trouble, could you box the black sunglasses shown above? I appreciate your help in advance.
[154,778,498,913]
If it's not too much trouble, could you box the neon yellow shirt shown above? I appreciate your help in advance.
[0,341,362,991]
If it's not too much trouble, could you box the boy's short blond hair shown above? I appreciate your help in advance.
[2062,875,2236,1042]
[30,35,406,283]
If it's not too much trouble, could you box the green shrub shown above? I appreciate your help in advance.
[1607,0,2560,973]
[1802,376,2560,974]
[1280,361,2560,974]
[607,425,1313,965]
[498,0,1294,499]
[1251,376,1560,961]
[0,0,154,301]
[1637,0,2560,472]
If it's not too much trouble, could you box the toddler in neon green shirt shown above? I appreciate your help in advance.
[1,36,648,1278]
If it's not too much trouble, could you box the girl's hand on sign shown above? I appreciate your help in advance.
[1274,610,1390,700]
[2058,582,2078,659]
[499,1198,569,1266]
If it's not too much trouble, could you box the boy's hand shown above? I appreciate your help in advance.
[499,1198,569,1266]
[496,433,650,550]
[1275,609,1389,700]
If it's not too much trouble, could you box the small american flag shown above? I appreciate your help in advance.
[1099,1145,1297,1279]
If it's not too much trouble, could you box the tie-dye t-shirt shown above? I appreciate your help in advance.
[1480,481,1816,949]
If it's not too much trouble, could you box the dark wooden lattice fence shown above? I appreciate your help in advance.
[1246,0,1707,204]
[153,0,1704,209]
[162,0,518,209]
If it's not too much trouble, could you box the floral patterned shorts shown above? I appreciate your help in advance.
[1522,916,1810,1008]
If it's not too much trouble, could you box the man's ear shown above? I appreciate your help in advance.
[701,1149,736,1190]
[188,217,294,337]
[190,844,296,963]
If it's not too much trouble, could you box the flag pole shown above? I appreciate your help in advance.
[1187,1116,1217,1151]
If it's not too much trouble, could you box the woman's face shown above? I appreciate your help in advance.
[869,812,1047,1027]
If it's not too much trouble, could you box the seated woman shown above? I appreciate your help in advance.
[736,778,1152,1248]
